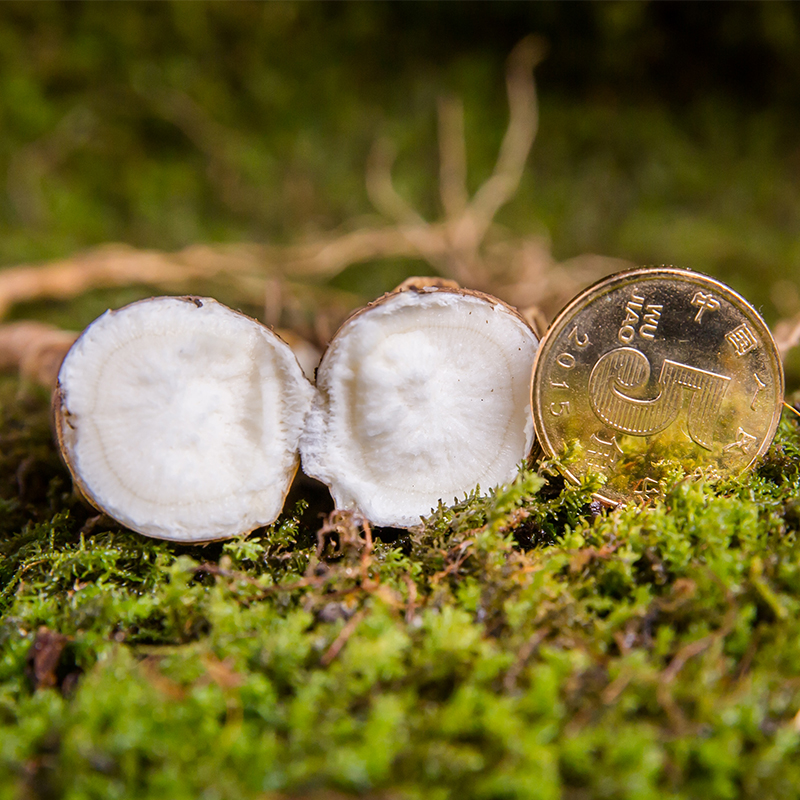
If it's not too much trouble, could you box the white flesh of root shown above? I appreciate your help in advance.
[55,297,314,542]
[300,288,539,528]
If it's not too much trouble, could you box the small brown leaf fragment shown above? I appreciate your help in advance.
[25,627,69,691]
[138,656,186,701]
[202,654,242,690]
[569,544,618,574]
[569,549,593,574]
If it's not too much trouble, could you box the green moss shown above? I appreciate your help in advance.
[1,380,800,798]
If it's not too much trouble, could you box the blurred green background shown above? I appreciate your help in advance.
[1,1,799,383]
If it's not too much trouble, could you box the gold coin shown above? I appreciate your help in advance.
[531,267,784,504]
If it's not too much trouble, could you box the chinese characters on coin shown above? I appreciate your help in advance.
[531,268,784,505]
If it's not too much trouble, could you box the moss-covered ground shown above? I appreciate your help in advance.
[1,372,799,799]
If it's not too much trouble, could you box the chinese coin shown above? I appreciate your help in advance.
[531,267,784,504]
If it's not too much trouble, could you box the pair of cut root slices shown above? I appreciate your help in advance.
[55,285,539,542]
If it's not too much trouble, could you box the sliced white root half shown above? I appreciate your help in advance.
[55,297,314,542]
[300,287,539,528]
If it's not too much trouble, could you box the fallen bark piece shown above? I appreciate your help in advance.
[300,284,539,528]
[54,296,314,542]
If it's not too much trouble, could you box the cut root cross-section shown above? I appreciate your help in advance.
[300,285,539,528]
[54,296,314,542]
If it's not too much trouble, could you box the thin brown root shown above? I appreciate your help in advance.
[783,401,800,420]
[0,243,270,321]
[320,608,367,666]
[438,95,469,219]
[0,322,78,389]
[458,35,545,251]
[518,304,548,339]
[0,37,634,344]
[775,313,800,359]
